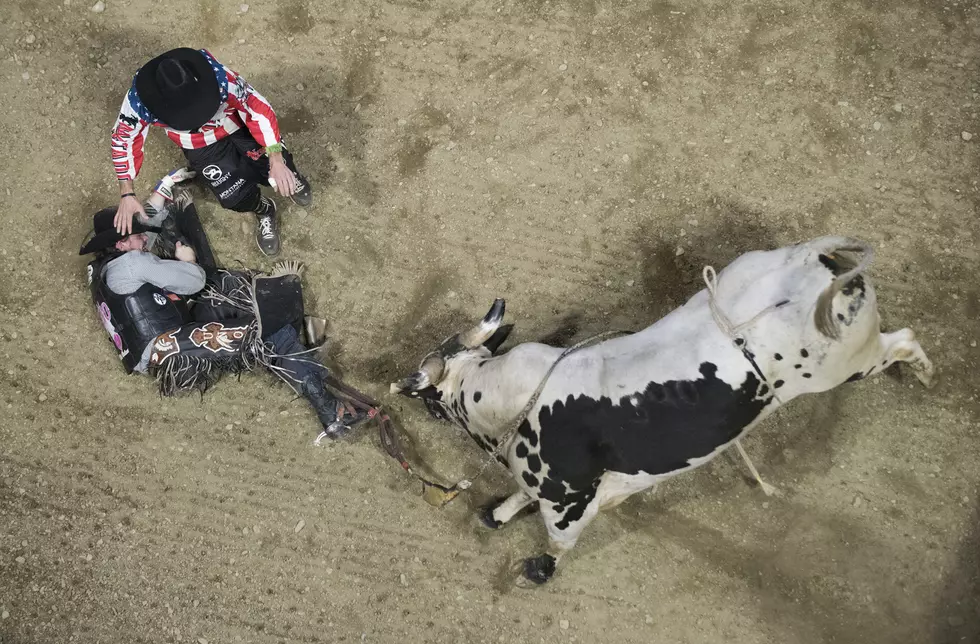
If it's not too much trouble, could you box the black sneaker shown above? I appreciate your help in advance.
[254,196,280,256]
[290,172,313,207]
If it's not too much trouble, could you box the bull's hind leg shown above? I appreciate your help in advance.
[858,328,937,388]
[520,488,601,585]
[479,490,537,529]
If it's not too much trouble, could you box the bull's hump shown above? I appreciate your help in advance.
[535,362,771,485]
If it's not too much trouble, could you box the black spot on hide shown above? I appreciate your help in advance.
[473,391,482,402]
[841,274,865,298]
[526,453,542,473]
[517,419,538,447]
[531,362,771,531]
[516,442,529,458]
[552,483,599,530]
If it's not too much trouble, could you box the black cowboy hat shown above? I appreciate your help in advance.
[78,207,160,255]
[135,48,221,131]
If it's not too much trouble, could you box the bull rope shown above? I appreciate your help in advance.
[702,265,786,496]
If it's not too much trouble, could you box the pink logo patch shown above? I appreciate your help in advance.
[97,301,124,352]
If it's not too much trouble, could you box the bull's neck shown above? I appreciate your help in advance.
[441,347,561,440]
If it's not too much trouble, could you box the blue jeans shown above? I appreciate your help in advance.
[265,324,326,384]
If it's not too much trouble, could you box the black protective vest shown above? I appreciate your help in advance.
[87,256,192,373]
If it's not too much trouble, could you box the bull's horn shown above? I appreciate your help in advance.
[458,298,506,349]
[389,354,446,394]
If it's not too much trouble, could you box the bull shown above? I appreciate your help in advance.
[390,237,936,584]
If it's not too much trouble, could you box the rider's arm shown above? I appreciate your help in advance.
[106,252,206,296]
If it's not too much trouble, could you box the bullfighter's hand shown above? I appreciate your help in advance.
[115,195,145,235]
[268,153,297,197]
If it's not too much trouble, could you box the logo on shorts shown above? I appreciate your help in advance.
[152,293,167,306]
[202,165,224,182]
[246,148,264,161]
[218,178,246,200]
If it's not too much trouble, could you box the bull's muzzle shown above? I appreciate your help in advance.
[390,354,446,394]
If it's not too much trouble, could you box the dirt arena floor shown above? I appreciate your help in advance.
[1,0,978,642]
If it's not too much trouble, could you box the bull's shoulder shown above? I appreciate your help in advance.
[497,342,564,366]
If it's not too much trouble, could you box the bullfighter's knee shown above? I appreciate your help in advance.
[216,181,262,213]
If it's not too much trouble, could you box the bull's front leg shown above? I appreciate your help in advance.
[519,488,602,586]
[478,490,538,529]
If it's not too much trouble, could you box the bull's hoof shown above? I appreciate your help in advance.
[478,498,505,530]
[522,554,556,585]
[917,365,938,390]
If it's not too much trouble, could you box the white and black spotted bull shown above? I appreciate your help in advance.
[390,236,936,584]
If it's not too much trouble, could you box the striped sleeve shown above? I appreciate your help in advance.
[109,88,150,181]
[224,66,281,148]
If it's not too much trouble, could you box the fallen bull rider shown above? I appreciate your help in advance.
[79,168,367,442]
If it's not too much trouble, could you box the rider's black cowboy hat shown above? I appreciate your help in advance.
[135,48,221,131]
[78,207,160,255]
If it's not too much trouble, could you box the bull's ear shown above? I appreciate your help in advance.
[482,323,514,355]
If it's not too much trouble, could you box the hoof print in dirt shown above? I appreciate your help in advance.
[522,554,557,585]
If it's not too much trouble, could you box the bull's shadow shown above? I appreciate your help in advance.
[600,494,915,644]
[498,197,783,348]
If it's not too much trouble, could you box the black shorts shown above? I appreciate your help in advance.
[183,130,298,212]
